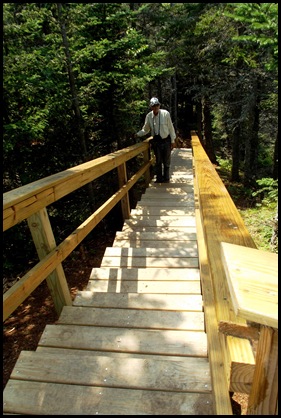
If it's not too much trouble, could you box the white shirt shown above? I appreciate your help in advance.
[136,109,176,143]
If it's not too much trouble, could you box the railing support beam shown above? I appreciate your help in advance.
[117,163,130,220]
[27,208,72,316]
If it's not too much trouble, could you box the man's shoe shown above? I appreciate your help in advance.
[154,177,163,183]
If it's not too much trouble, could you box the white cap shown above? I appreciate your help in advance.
[149,97,160,107]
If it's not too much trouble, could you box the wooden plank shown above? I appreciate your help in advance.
[9,350,211,392]
[131,207,195,216]
[103,246,198,258]
[122,224,198,233]
[3,188,55,231]
[247,327,278,415]
[117,162,130,220]
[124,218,196,228]
[144,187,194,195]
[136,200,195,207]
[220,243,278,413]
[89,267,201,281]
[129,214,196,222]
[114,230,198,241]
[37,324,208,357]
[101,256,199,269]
[113,239,196,248]
[141,194,194,201]
[191,132,256,322]
[3,380,214,415]
[3,177,140,321]
[221,242,278,328]
[35,346,204,360]
[3,141,150,230]
[192,131,255,400]
[35,346,205,362]
[149,179,194,186]
[73,291,203,311]
[193,153,234,414]
[101,246,199,269]
[57,306,205,331]
[86,280,201,294]
[27,208,72,315]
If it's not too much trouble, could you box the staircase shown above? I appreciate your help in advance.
[3,149,214,415]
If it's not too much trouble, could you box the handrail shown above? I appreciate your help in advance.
[191,130,256,414]
[4,141,151,231]
[3,139,154,321]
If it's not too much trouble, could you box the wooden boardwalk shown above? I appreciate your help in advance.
[3,149,214,415]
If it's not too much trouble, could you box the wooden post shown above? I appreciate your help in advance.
[247,326,278,415]
[220,241,278,415]
[27,208,72,316]
[117,163,130,220]
[143,147,151,187]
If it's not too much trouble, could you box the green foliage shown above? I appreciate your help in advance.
[252,178,278,207]
[224,3,278,71]
[239,205,277,252]
[216,157,232,174]
[215,158,277,252]
[3,2,278,277]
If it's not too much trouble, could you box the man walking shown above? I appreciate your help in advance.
[136,97,176,183]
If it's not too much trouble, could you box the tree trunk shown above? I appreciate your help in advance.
[171,74,177,131]
[230,102,242,182]
[272,129,278,180]
[243,79,260,186]
[270,204,278,252]
[202,97,217,164]
[196,100,203,141]
[56,3,95,209]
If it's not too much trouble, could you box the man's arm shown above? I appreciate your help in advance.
[167,112,177,148]
[136,113,151,137]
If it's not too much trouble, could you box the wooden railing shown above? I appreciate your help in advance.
[3,131,277,414]
[3,139,154,321]
[191,130,278,415]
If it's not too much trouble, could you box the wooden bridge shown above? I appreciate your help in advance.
[3,132,278,415]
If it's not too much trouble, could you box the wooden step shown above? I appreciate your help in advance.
[123,217,196,229]
[121,225,197,232]
[144,186,194,195]
[141,193,194,200]
[89,267,201,281]
[37,324,208,356]
[57,306,205,331]
[36,347,206,361]
[74,291,203,311]
[103,246,198,258]
[7,350,211,392]
[136,200,195,208]
[4,379,213,415]
[130,207,195,216]
[3,148,216,416]
[86,279,201,294]
[101,246,199,268]
[113,230,197,247]
[114,230,198,241]
[87,267,201,293]
[138,198,194,205]
[113,238,195,248]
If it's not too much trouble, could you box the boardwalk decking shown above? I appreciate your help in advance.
[3,149,214,415]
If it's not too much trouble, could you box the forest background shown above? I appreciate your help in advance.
[3,3,278,295]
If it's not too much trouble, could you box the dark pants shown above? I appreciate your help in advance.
[153,136,171,181]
